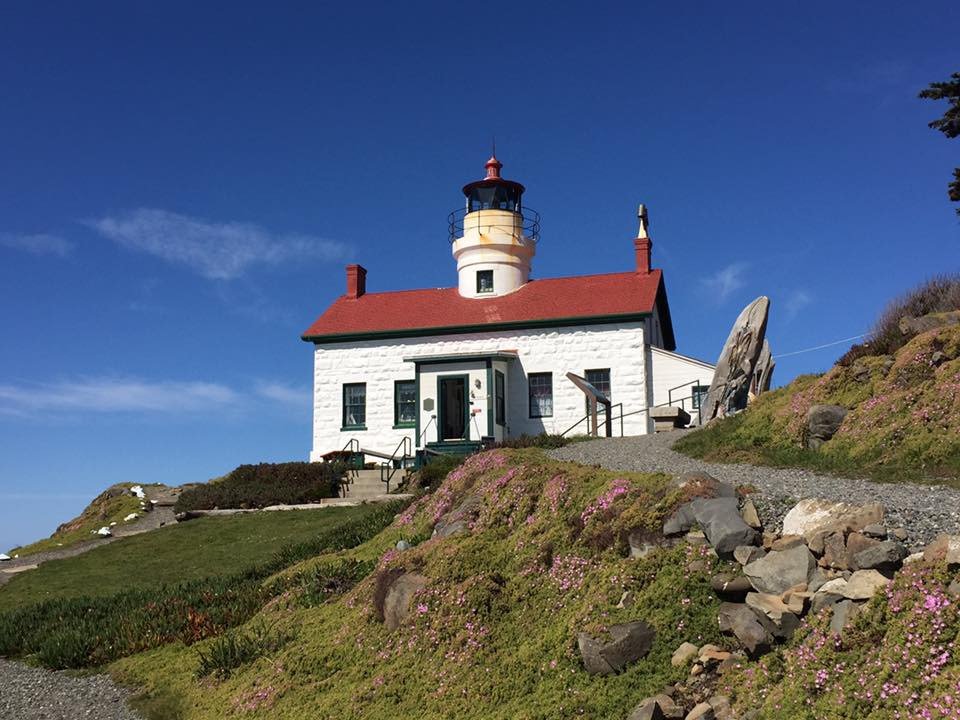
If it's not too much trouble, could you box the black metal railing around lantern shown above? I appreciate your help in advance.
[447,207,541,244]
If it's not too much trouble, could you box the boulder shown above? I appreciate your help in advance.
[708,695,734,720]
[745,593,800,639]
[686,702,715,720]
[862,524,888,539]
[673,472,737,498]
[578,620,655,675]
[743,544,816,595]
[816,577,849,596]
[628,531,661,559]
[702,296,770,421]
[96,526,112,537]
[710,573,753,600]
[663,504,697,536]
[922,534,960,568]
[846,533,881,566]
[843,570,890,600]
[807,567,830,593]
[436,519,469,538]
[829,599,860,634]
[898,309,960,336]
[853,540,908,571]
[383,572,429,631]
[698,645,732,666]
[690,497,759,559]
[805,405,848,449]
[671,641,700,667]
[948,579,960,599]
[628,699,665,720]
[770,535,805,551]
[395,539,411,551]
[733,545,765,566]
[782,499,884,540]
[717,603,773,657]
[740,499,762,530]
[820,531,850,570]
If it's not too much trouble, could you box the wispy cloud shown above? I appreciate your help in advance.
[0,232,73,258]
[704,262,747,302]
[254,381,309,407]
[784,289,813,320]
[87,208,346,280]
[0,377,240,416]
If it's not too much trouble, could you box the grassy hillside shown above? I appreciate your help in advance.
[111,449,727,720]
[676,323,960,484]
[0,507,379,610]
[8,483,158,556]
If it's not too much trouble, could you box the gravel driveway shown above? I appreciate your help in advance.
[0,659,143,720]
[548,431,960,549]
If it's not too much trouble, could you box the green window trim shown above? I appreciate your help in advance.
[528,372,553,418]
[494,370,506,426]
[342,382,367,430]
[394,379,417,428]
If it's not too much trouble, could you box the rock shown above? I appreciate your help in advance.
[123,513,138,522]
[629,531,659,559]
[708,695,734,720]
[652,695,685,719]
[817,578,849,596]
[891,527,909,542]
[743,544,816,595]
[805,405,848,449]
[853,540,908,571]
[690,497,759,559]
[807,567,830,593]
[434,494,481,537]
[710,573,753,599]
[395,540,411,551]
[739,499,762,530]
[903,552,925,565]
[702,296,770,421]
[782,498,883,540]
[0,554,9,561]
[807,530,829,556]
[846,533,881,567]
[689,662,703,676]
[770,535,805,551]
[898,309,960,336]
[811,590,843,615]
[578,620,656,675]
[96,526,112,537]
[628,699,666,720]
[734,545,765,566]
[820,531,850,570]
[948,579,960,599]
[698,644,731,665]
[672,641,700,667]
[617,591,635,609]
[745,593,800,637]
[686,701,715,720]
[673,472,737,498]
[718,602,773,657]
[922,534,960,567]
[754,339,775,396]
[383,572,429,631]
[829,599,860,634]
[664,504,697,536]
[843,570,890,600]
[130,485,146,499]
[862,524,888,539]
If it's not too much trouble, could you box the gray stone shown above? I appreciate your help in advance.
[628,700,665,720]
[710,573,753,599]
[843,570,891,600]
[948,579,960,599]
[671,641,699,667]
[578,620,655,675]
[770,535,806,551]
[628,530,660,559]
[923,534,960,567]
[686,701,715,720]
[898,309,960,336]
[702,296,770,421]
[383,573,429,631]
[853,540,908,571]
[821,531,851,570]
[717,602,773,657]
[690,497,759,559]
[754,339,775,397]
[807,567,830,593]
[740,498,762,529]
[811,590,843,616]
[862,524,888,539]
[891,527,909,542]
[806,405,848,449]
[436,519,469,538]
[733,545,765,565]
[743,544,816,595]
[829,599,860,634]
[395,540,411,551]
[663,503,696,536]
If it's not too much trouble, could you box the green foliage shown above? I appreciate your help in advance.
[416,453,466,486]
[919,71,960,213]
[0,502,403,669]
[677,324,960,484]
[111,450,728,720]
[195,619,295,679]
[174,462,344,513]
[491,433,571,449]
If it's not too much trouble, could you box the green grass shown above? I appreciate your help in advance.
[110,449,730,720]
[675,325,960,487]
[0,506,385,610]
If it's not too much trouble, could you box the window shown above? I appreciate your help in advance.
[342,383,366,429]
[495,370,505,425]
[528,372,553,418]
[584,368,611,417]
[691,384,710,410]
[477,270,494,294]
[394,380,417,427]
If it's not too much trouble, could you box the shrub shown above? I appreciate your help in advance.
[491,433,570,449]
[416,454,467,487]
[175,462,345,513]
[195,619,294,679]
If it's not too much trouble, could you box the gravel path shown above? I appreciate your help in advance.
[548,431,960,549]
[0,659,143,720]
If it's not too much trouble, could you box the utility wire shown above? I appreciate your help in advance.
[773,333,868,359]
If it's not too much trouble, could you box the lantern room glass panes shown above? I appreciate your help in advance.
[342,383,366,429]
[394,380,416,427]
[477,270,494,294]
[467,184,521,212]
[528,372,553,418]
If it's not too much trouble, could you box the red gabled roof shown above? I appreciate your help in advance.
[302,269,675,349]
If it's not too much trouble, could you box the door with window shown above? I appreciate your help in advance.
[438,375,468,441]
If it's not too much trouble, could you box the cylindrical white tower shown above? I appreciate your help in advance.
[450,156,538,298]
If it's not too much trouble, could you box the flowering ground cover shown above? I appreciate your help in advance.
[675,325,960,485]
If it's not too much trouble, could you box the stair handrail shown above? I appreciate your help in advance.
[380,435,413,493]
[559,404,655,438]
[417,416,436,446]
[339,438,361,498]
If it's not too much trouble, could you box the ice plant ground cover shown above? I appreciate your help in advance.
[111,449,729,719]
[675,324,960,485]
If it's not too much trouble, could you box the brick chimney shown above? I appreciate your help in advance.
[633,203,652,274]
[346,264,367,298]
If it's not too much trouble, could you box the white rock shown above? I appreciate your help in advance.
[130,485,146,499]
[109,521,117,526]
[124,513,139,522]
[903,552,925,565]
[782,498,883,540]
[97,526,112,537]
[844,570,890,600]
[0,554,10,561]
[817,578,848,595]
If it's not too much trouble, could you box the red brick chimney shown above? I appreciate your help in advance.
[633,203,652,274]
[346,264,367,298]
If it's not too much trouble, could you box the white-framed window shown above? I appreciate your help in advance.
[342,383,366,429]
[477,270,494,294]
[528,372,553,418]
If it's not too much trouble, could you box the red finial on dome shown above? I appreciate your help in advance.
[484,155,503,180]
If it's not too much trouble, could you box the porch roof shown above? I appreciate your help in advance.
[402,350,519,365]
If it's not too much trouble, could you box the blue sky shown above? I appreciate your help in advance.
[1,1,958,551]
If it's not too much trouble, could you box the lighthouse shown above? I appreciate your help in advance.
[449,155,539,298]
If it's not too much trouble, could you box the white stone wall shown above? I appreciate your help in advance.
[649,346,716,423]
[309,322,650,461]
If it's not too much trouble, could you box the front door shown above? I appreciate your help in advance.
[438,376,468,441]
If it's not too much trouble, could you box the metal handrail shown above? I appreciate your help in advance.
[447,206,541,244]
[338,438,360,497]
[417,416,436,446]
[560,403,634,438]
[380,436,413,493]
[667,379,708,426]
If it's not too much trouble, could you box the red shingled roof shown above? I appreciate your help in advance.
[302,269,675,349]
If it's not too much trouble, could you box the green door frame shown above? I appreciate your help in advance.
[437,374,470,442]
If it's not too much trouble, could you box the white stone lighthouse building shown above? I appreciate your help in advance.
[302,156,713,462]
